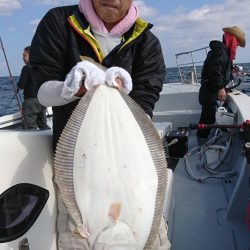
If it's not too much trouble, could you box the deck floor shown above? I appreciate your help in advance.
[167,133,250,250]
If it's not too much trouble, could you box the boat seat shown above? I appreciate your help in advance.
[164,168,174,224]
[153,122,174,237]
[154,122,172,139]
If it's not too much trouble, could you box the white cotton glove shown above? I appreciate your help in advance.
[61,61,106,99]
[105,67,132,94]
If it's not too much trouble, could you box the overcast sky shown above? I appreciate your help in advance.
[0,0,249,76]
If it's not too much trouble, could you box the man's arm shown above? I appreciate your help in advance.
[29,8,69,95]
[17,66,29,89]
[129,32,166,118]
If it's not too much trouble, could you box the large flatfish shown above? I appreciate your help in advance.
[54,84,168,249]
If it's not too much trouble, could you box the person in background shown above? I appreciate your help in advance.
[17,46,50,130]
[197,26,246,144]
[29,0,168,249]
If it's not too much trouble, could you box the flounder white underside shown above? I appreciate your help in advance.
[54,85,167,249]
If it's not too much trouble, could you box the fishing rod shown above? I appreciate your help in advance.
[189,123,245,130]
[0,36,24,121]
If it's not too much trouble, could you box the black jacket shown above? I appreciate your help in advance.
[17,65,37,98]
[199,40,231,105]
[30,5,166,147]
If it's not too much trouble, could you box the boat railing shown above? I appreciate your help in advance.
[175,46,209,84]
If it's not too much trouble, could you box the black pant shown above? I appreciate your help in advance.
[22,98,50,130]
[197,103,217,138]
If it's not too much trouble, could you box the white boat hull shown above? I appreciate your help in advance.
[0,130,57,250]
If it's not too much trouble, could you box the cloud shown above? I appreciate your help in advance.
[0,0,22,16]
[36,0,76,6]
[29,19,42,33]
[29,19,41,26]
[147,0,250,66]
[0,62,5,68]
[134,0,157,18]
[7,27,15,32]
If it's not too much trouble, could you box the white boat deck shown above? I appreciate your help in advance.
[169,133,250,250]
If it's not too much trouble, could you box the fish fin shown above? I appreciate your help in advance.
[80,55,107,72]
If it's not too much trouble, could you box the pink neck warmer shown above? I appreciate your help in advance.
[223,32,239,61]
[78,0,139,35]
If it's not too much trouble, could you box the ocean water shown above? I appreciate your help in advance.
[0,76,23,116]
[165,62,250,84]
[1,63,250,116]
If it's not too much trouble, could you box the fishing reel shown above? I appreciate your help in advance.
[233,64,244,73]
[226,78,241,92]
